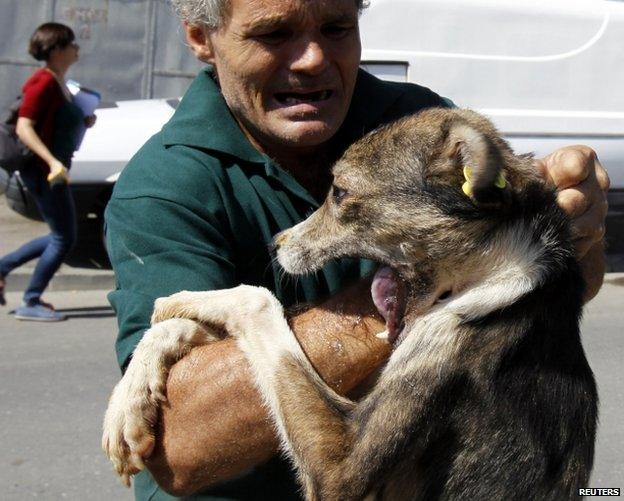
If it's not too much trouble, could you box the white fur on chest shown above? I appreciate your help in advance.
[385,224,547,377]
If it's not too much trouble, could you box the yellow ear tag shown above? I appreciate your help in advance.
[494,171,507,189]
[462,166,507,197]
[462,166,473,197]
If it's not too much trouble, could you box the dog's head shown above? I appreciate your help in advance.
[274,108,544,340]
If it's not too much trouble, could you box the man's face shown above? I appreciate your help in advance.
[198,0,361,155]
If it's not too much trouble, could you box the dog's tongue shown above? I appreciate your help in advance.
[371,266,407,343]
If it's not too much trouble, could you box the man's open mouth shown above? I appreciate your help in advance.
[275,90,333,105]
[371,266,407,344]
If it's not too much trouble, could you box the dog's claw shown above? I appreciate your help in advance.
[102,360,165,486]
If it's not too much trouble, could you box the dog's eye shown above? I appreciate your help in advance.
[332,185,348,204]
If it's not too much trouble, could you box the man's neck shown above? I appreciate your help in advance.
[271,147,334,202]
[238,122,334,202]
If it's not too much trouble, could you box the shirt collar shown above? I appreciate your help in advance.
[161,66,405,165]
[161,67,266,164]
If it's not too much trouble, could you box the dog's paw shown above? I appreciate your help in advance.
[151,290,198,325]
[151,286,283,334]
[102,357,166,486]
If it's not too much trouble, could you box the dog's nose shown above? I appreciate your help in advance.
[269,232,290,256]
[274,232,290,248]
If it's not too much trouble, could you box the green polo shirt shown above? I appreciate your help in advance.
[105,66,447,500]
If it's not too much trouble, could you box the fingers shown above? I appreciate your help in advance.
[595,156,611,192]
[569,206,606,250]
[579,241,607,302]
[556,188,588,220]
[535,145,595,190]
[537,145,610,260]
[538,146,609,300]
[571,231,604,262]
[558,184,607,258]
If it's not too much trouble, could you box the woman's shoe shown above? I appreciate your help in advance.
[14,302,66,322]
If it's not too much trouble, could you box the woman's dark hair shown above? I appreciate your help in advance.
[28,22,75,62]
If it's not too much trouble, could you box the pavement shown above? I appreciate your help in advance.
[0,197,114,293]
[0,289,131,500]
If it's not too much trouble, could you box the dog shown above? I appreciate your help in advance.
[103,108,597,500]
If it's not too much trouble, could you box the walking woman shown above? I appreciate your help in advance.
[0,22,95,321]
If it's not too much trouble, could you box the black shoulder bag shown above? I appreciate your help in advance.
[0,96,34,174]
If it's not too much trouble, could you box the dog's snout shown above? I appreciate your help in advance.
[270,232,291,256]
[274,232,290,248]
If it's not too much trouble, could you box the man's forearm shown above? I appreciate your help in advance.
[147,279,388,496]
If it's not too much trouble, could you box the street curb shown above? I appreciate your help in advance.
[4,270,623,294]
[4,267,114,293]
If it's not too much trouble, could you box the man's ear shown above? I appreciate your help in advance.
[184,23,215,64]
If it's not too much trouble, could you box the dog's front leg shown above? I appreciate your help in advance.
[163,286,356,499]
[103,318,220,485]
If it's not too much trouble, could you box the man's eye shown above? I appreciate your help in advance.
[322,24,354,39]
[254,29,290,45]
[332,185,348,203]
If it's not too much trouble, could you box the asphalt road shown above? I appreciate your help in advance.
[0,290,130,500]
[0,278,623,500]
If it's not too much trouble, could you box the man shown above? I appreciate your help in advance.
[105,0,610,499]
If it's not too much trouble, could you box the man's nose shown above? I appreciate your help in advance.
[290,38,329,75]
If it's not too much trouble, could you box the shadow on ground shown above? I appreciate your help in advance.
[56,305,115,319]
[7,305,115,319]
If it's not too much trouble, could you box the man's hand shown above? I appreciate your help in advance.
[534,145,610,300]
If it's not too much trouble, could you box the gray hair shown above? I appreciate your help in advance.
[170,0,227,28]
[170,0,369,29]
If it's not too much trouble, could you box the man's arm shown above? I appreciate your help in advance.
[147,278,388,496]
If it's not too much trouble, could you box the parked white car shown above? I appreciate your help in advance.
[4,0,623,268]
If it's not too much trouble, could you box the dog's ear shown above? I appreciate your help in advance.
[447,123,509,209]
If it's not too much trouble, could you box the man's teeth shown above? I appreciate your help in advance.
[280,90,331,104]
